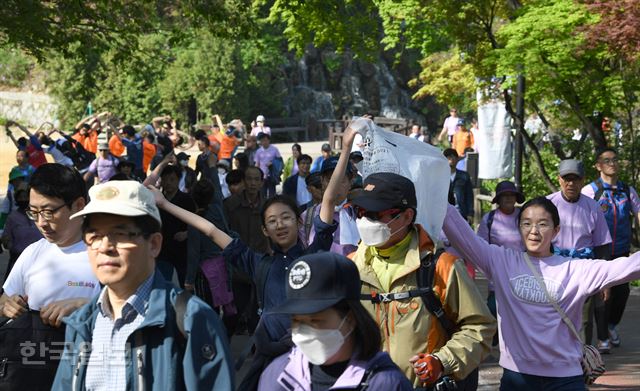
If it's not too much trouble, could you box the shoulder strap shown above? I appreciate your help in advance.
[304,204,319,244]
[416,249,456,337]
[593,178,605,201]
[486,209,497,244]
[174,289,192,338]
[255,258,274,315]
[522,254,582,341]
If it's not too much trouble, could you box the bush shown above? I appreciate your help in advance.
[0,46,34,88]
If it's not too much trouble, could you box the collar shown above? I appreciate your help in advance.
[272,240,305,259]
[278,347,368,390]
[369,230,413,260]
[241,190,262,208]
[96,272,154,320]
[560,192,580,203]
[63,271,177,340]
[353,225,435,290]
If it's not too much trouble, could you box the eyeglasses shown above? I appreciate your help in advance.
[264,215,297,230]
[354,207,401,221]
[26,203,68,221]
[599,157,619,165]
[83,231,144,250]
[519,221,553,232]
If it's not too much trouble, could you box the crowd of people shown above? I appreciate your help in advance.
[0,110,638,391]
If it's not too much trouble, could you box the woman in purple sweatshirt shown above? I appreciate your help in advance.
[443,196,640,390]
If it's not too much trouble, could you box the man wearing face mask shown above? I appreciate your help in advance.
[348,170,495,389]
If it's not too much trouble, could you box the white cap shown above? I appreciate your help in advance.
[70,181,161,225]
[256,115,265,122]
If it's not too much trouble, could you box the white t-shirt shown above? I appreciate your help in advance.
[3,239,99,310]
[296,176,312,206]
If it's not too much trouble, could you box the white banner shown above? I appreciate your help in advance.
[358,122,450,241]
[476,92,513,179]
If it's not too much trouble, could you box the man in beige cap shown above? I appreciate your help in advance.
[52,180,234,390]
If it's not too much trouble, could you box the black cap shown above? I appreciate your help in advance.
[350,172,417,212]
[176,152,190,161]
[273,253,361,315]
[320,156,353,176]
[492,180,525,204]
[349,151,363,162]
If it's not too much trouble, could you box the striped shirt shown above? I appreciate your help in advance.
[85,273,154,391]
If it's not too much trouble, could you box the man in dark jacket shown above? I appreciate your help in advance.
[444,148,474,222]
[53,180,234,390]
[282,154,313,208]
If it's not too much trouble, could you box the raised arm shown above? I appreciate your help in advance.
[442,203,507,276]
[142,152,175,187]
[318,119,368,224]
[149,186,233,250]
[5,124,19,148]
[213,114,225,131]
[12,121,33,137]
[74,114,95,131]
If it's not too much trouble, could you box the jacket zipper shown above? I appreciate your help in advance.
[136,348,144,390]
[72,349,88,391]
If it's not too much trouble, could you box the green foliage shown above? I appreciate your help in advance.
[160,30,247,123]
[0,1,255,60]
[0,46,34,88]
[43,44,101,129]
[409,48,477,113]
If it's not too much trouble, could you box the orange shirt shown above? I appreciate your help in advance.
[83,131,98,154]
[216,131,240,160]
[452,130,474,157]
[142,141,156,173]
[109,135,125,157]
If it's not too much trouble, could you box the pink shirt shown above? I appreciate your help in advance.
[443,116,458,136]
[443,204,640,377]
[546,191,611,251]
[250,126,272,137]
[254,145,281,179]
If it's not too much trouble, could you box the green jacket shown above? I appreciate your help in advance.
[350,226,496,387]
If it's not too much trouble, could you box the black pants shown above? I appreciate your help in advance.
[583,294,609,344]
[608,282,630,326]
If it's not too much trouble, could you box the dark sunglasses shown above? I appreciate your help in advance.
[352,207,402,221]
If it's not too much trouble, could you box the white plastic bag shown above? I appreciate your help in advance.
[356,119,450,241]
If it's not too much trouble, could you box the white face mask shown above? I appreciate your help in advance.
[291,316,352,365]
[356,214,402,247]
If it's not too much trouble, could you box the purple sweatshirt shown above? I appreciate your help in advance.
[546,191,611,251]
[258,347,412,391]
[443,204,640,377]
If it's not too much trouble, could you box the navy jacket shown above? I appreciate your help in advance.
[52,272,234,391]
[449,170,474,219]
[282,174,299,199]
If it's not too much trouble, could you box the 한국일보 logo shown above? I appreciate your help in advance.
[289,261,311,290]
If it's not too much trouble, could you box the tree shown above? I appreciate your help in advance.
[0,1,255,60]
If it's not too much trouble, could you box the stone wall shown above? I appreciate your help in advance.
[0,91,57,127]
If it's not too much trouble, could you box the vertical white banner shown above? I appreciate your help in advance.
[476,91,513,179]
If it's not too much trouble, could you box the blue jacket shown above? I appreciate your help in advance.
[52,272,234,391]
[258,348,413,390]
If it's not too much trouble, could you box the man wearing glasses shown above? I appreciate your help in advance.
[546,159,612,351]
[0,163,98,389]
[582,148,640,349]
[1,163,98,324]
[52,180,233,389]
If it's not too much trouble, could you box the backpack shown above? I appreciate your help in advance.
[590,178,634,255]
[360,249,479,389]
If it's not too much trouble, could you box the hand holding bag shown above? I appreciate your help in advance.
[523,254,605,385]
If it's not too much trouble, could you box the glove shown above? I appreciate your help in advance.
[412,354,443,386]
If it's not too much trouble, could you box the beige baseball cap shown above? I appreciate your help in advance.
[70,180,162,225]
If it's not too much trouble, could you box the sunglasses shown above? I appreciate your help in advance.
[352,207,402,221]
